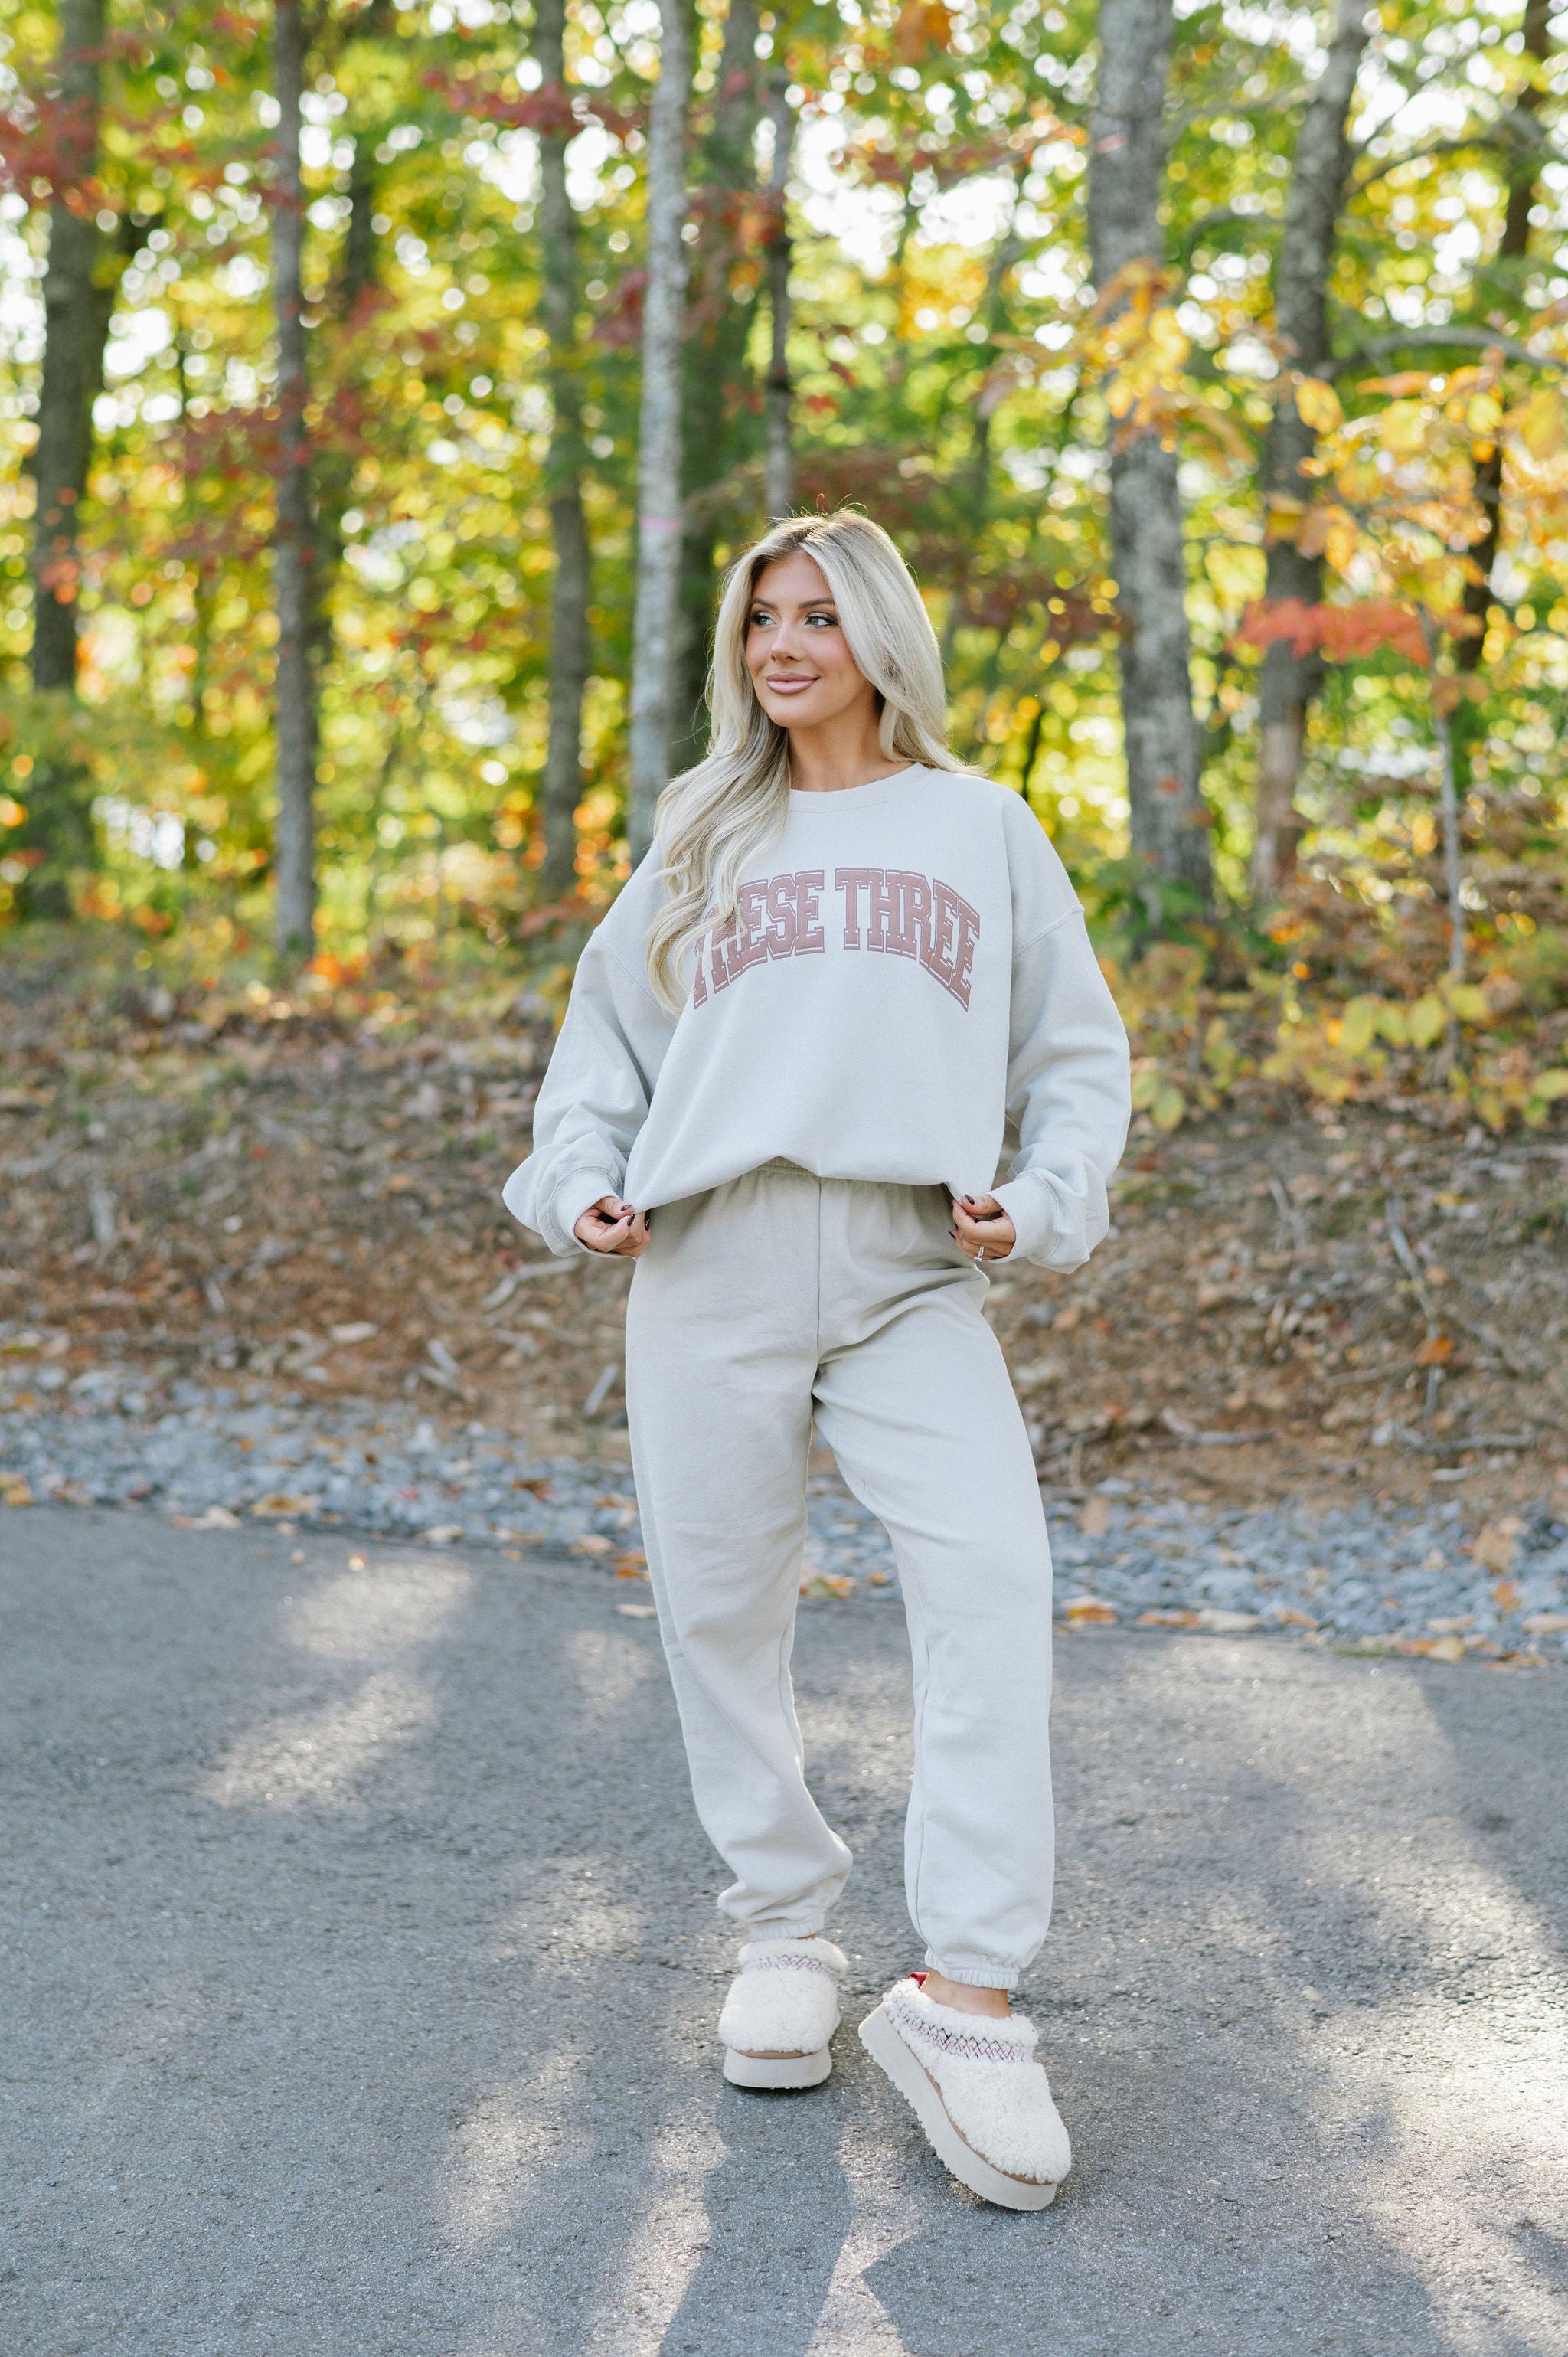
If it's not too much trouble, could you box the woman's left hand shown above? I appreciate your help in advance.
[951,1193,1016,1263]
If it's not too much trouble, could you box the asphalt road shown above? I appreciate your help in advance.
[3,1504,1566,2357]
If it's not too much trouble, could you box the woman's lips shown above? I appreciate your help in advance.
[765,673,815,693]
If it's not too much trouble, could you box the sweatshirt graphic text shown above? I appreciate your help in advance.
[505,767,1131,1271]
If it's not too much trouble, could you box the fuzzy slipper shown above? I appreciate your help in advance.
[718,1936,848,2089]
[859,1975,1070,2209]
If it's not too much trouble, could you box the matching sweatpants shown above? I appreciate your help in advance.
[623,1162,1055,1992]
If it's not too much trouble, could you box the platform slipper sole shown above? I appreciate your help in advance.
[858,2003,1060,2211]
[722,2042,833,2089]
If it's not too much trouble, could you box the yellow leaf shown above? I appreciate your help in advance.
[1149,308,1190,365]
[1149,1082,1187,1131]
[1466,392,1501,438]
[1409,994,1448,1048]
[1377,400,1430,456]
[1514,387,1566,462]
[1446,982,1490,1024]
[1374,1002,1410,1046]
[1294,376,1342,433]
[1531,1069,1568,1103]
[1340,997,1379,1056]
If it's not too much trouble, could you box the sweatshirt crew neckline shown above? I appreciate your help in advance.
[787,764,923,813]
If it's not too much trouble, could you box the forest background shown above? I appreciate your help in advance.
[1,0,1567,1136]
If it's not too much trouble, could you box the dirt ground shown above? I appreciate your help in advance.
[4,937,1567,1528]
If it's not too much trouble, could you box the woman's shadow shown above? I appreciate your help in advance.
[658,2079,854,2357]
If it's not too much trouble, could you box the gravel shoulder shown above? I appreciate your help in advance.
[4,1506,1566,2356]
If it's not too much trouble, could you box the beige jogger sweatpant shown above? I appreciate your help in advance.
[623,1161,1055,1992]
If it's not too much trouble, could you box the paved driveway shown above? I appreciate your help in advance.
[3,1506,1565,2355]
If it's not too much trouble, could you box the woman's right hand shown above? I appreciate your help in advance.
[573,1195,652,1257]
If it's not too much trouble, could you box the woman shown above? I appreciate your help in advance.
[505,512,1129,2210]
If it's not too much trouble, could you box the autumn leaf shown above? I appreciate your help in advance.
[1511,387,1566,463]
[1293,375,1342,433]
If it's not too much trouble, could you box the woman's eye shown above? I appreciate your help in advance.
[805,613,835,628]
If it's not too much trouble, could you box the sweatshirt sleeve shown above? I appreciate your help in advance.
[501,894,678,1256]
[990,901,1131,1274]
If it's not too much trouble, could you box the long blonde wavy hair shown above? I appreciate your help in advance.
[645,511,962,1010]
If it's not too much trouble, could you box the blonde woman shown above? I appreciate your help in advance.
[505,512,1129,2210]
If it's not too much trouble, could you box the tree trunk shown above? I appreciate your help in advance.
[31,0,112,699]
[309,132,377,684]
[670,0,762,777]
[22,0,117,911]
[1252,0,1370,900]
[535,0,592,897]
[1456,0,1551,693]
[627,0,692,861]
[764,74,794,518]
[1087,0,1210,910]
[940,169,1023,677]
[271,0,318,961]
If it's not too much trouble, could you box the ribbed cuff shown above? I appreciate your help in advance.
[992,1173,1092,1273]
[550,1166,624,1256]
[923,1950,1021,1992]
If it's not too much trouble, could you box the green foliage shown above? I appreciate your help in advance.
[0,0,1560,1133]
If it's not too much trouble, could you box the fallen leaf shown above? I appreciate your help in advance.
[1491,1577,1521,1613]
[1422,1636,1466,1663]
[1,1475,34,1507]
[423,1523,464,1545]
[572,1532,614,1555]
[1062,1597,1117,1623]
[614,1549,648,1577]
[348,1552,368,1570]
[1471,1521,1518,1577]
[1195,1607,1263,1633]
[330,1322,379,1345]
[1135,1608,1200,1627]
[251,1492,319,1518]
[188,1505,240,1530]
[1272,1607,1318,1628]
[616,1603,658,1619]
[1078,1494,1110,1537]
[800,1573,854,1600]
[1523,1610,1568,1636]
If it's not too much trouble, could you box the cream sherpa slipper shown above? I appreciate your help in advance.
[718,1936,848,2089]
[859,1975,1071,2209]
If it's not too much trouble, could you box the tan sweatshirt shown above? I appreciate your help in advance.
[505,766,1131,1269]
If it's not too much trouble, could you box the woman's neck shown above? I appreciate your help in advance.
[786,714,912,795]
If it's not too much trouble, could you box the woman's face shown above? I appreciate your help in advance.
[744,551,877,734]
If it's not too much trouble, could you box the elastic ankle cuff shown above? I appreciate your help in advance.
[924,1952,1020,1993]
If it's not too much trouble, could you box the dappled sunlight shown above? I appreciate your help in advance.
[203,1667,436,1809]
[286,1560,472,1662]
[564,1623,660,1729]
[439,2055,592,2246]
[1098,1642,1568,2354]
[203,1552,472,1811]
[493,1854,645,1964]
[1298,1802,1568,2353]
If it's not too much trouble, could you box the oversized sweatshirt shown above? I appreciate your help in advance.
[504,766,1132,1270]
